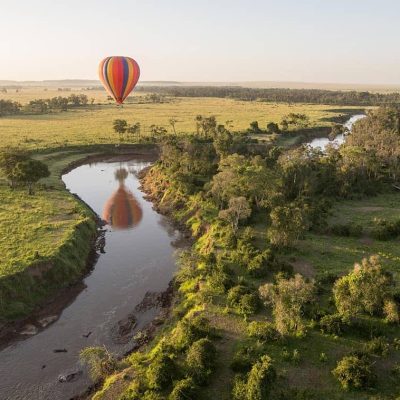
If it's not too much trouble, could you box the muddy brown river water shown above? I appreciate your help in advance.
[0,157,183,400]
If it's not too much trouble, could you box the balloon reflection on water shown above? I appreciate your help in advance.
[102,168,143,230]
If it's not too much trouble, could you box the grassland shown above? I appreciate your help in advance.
[0,88,365,150]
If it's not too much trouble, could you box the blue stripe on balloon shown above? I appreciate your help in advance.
[121,57,129,96]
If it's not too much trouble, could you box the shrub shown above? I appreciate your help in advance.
[330,223,363,238]
[332,353,375,390]
[168,377,197,400]
[246,355,277,400]
[383,299,399,324]
[391,362,400,378]
[319,313,348,336]
[142,391,165,400]
[292,349,301,365]
[232,375,247,400]
[371,218,400,241]
[231,352,254,373]
[186,338,216,385]
[172,314,213,350]
[238,294,260,319]
[207,264,234,294]
[147,353,176,390]
[247,321,279,342]
[319,352,328,363]
[363,337,389,357]
[79,346,118,381]
[227,285,250,308]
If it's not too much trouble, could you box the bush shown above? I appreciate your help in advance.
[147,353,176,390]
[332,353,375,390]
[246,355,277,400]
[232,375,248,400]
[79,346,118,381]
[231,352,254,373]
[371,218,400,241]
[207,263,234,294]
[363,337,389,357]
[142,391,165,400]
[329,223,363,238]
[247,321,279,342]
[186,338,216,385]
[172,314,213,350]
[168,377,197,400]
[383,299,399,324]
[238,294,260,319]
[227,285,250,308]
[319,313,348,336]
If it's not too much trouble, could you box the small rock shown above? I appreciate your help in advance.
[37,315,58,328]
[20,324,38,336]
[58,370,83,383]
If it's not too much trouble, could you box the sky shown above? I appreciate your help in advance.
[1,0,400,84]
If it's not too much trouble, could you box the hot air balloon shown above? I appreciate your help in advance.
[99,56,140,105]
[102,168,143,229]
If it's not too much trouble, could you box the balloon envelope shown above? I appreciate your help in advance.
[102,185,143,229]
[99,56,140,104]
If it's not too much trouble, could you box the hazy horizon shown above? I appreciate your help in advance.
[2,0,400,84]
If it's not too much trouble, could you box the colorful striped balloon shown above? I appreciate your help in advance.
[98,56,140,104]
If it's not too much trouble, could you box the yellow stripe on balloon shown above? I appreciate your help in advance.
[107,57,116,97]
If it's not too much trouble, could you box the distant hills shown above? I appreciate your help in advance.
[1,79,400,92]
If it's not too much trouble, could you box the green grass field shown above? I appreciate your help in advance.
[0,88,365,150]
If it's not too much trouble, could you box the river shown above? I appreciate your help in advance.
[308,114,366,150]
[0,156,183,400]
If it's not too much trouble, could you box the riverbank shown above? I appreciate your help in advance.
[0,144,158,330]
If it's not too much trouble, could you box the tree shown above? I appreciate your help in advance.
[333,256,392,317]
[249,121,261,133]
[0,148,29,187]
[113,119,128,135]
[259,274,314,336]
[11,159,50,194]
[219,196,251,233]
[267,204,308,248]
[195,115,217,137]
[149,125,168,137]
[127,122,141,137]
[266,122,280,134]
[169,118,177,134]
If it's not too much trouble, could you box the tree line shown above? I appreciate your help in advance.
[136,85,400,106]
[0,94,91,116]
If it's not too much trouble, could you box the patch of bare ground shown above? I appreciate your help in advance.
[284,363,332,389]
[359,237,374,246]
[291,259,316,278]
[358,206,385,212]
